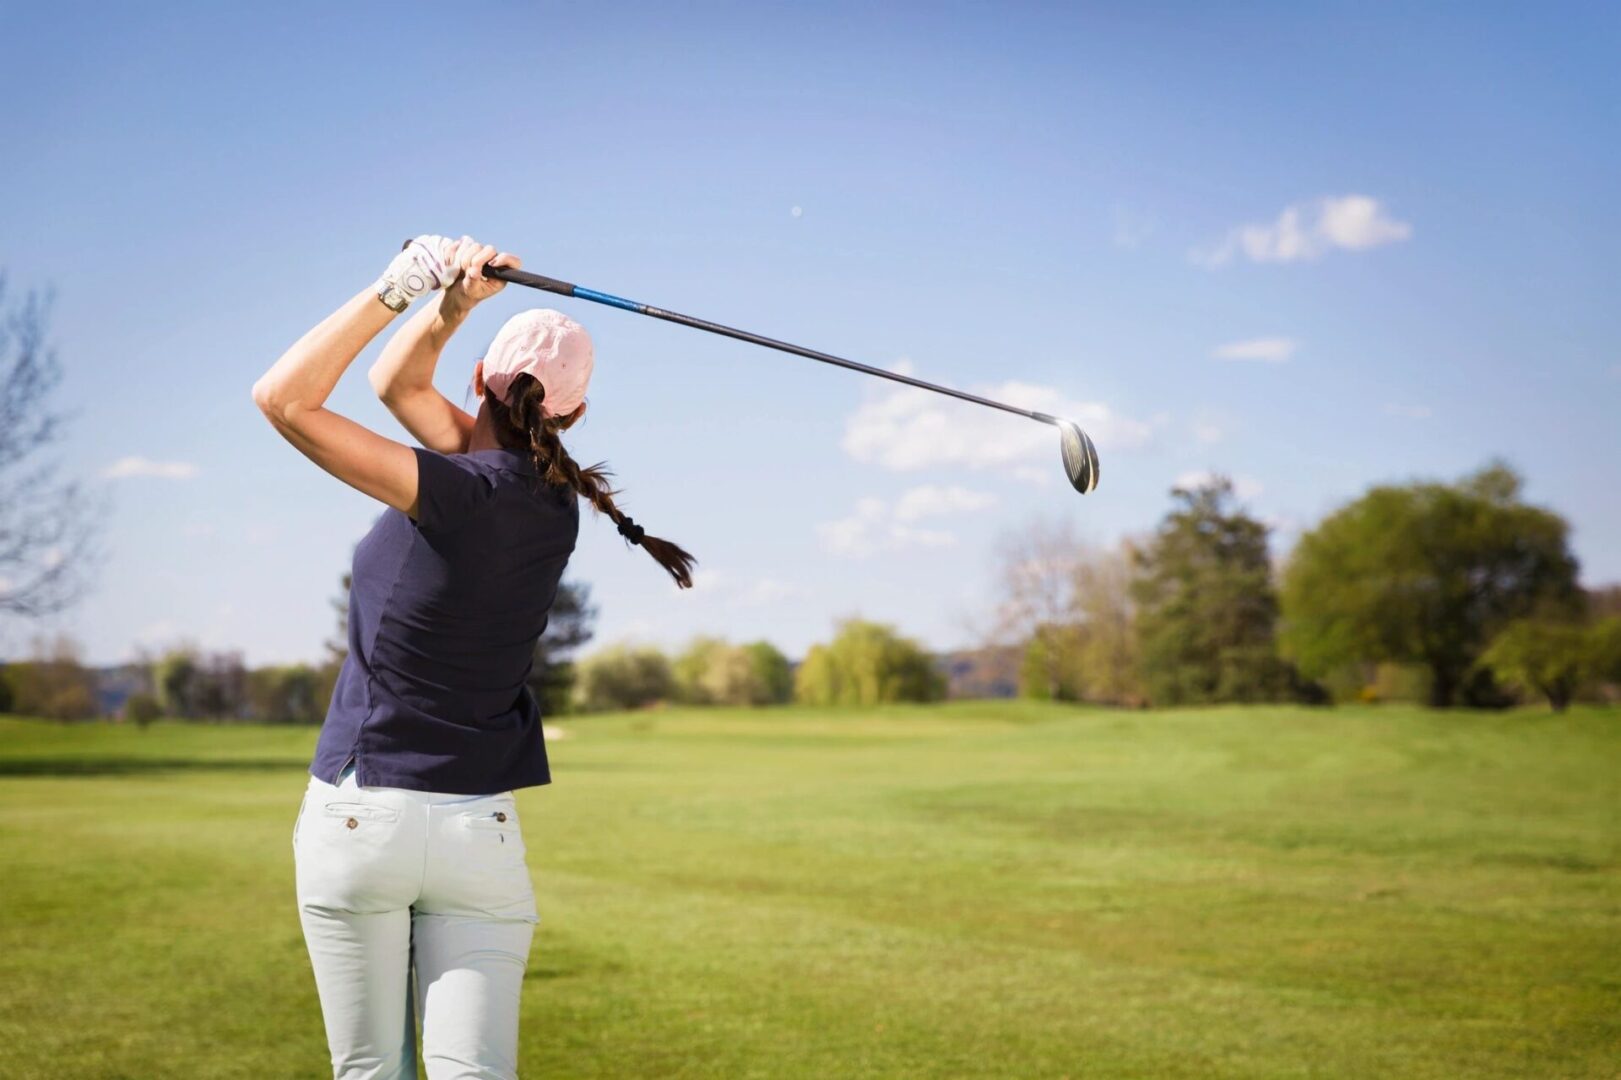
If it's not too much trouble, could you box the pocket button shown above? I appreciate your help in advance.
[495,812,507,823]
[346,818,358,830]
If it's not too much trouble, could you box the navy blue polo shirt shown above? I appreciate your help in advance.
[309,446,579,794]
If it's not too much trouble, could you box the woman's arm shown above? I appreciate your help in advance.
[369,241,520,454]
[252,237,460,518]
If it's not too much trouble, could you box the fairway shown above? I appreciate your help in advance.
[1,703,1617,1079]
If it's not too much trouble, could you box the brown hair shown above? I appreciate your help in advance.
[486,373,696,589]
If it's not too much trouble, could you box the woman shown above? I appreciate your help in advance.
[254,234,694,1080]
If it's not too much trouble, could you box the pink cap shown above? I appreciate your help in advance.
[481,308,595,418]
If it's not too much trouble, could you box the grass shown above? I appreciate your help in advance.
[0,701,1617,1078]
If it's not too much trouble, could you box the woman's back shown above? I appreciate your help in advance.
[311,446,578,794]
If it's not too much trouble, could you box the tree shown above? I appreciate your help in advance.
[1480,616,1621,712]
[528,578,596,715]
[1071,542,1145,706]
[794,618,945,706]
[992,521,1145,706]
[1132,478,1287,706]
[123,693,162,728]
[246,664,322,723]
[673,636,729,705]
[696,645,762,706]
[743,641,793,705]
[1280,463,1580,707]
[154,648,199,718]
[673,636,790,706]
[574,644,675,712]
[3,634,99,720]
[0,279,102,619]
[152,644,247,720]
[990,519,1086,700]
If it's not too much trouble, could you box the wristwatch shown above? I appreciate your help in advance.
[376,279,411,314]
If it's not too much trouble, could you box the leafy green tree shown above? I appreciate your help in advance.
[743,641,793,705]
[1018,622,1085,701]
[1592,618,1621,685]
[673,636,729,705]
[123,693,162,728]
[1479,616,1621,711]
[699,645,762,706]
[1132,478,1286,706]
[674,637,790,706]
[154,648,199,717]
[246,664,321,724]
[794,618,945,706]
[574,644,675,712]
[4,635,99,720]
[1280,463,1580,707]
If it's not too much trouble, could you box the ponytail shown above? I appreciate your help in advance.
[486,374,696,589]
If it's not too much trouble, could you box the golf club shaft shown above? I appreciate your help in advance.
[483,265,1063,428]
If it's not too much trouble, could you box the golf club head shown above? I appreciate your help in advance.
[1057,419,1100,494]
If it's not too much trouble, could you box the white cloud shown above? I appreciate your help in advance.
[843,377,1152,476]
[688,568,728,593]
[677,568,806,607]
[1193,195,1411,266]
[1383,403,1433,420]
[102,456,199,480]
[733,579,804,607]
[1174,470,1264,500]
[1212,337,1298,363]
[1192,422,1225,444]
[817,492,965,559]
[892,485,996,522]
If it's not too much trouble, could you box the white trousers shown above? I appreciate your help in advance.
[293,764,539,1080]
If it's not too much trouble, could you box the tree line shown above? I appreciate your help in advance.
[997,463,1621,712]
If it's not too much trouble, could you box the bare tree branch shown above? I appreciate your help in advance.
[0,275,104,618]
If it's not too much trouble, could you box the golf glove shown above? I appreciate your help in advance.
[375,234,459,312]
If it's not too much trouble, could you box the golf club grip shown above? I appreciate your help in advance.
[484,265,576,296]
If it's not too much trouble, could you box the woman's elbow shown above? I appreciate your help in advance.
[252,378,303,430]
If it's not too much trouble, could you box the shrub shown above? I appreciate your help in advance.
[575,645,676,712]
[794,619,945,707]
[123,693,162,728]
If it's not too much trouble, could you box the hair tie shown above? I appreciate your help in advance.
[617,516,646,545]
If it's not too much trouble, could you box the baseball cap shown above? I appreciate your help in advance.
[480,308,594,418]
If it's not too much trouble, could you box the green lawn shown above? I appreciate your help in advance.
[0,703,1617,1079]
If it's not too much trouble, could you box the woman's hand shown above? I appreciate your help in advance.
[375,234,463,312]
[442,236,521,314]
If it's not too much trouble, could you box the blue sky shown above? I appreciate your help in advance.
[2,2,1617,666]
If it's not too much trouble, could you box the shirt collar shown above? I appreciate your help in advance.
[465,447,539,475]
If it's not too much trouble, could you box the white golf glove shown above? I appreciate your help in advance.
[375,234,459,312]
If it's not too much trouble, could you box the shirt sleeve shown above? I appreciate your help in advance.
[411,447,496,534]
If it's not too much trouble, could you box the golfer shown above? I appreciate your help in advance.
[253,234,694,1079]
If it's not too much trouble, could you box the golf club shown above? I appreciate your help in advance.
[481,264,1100,494]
